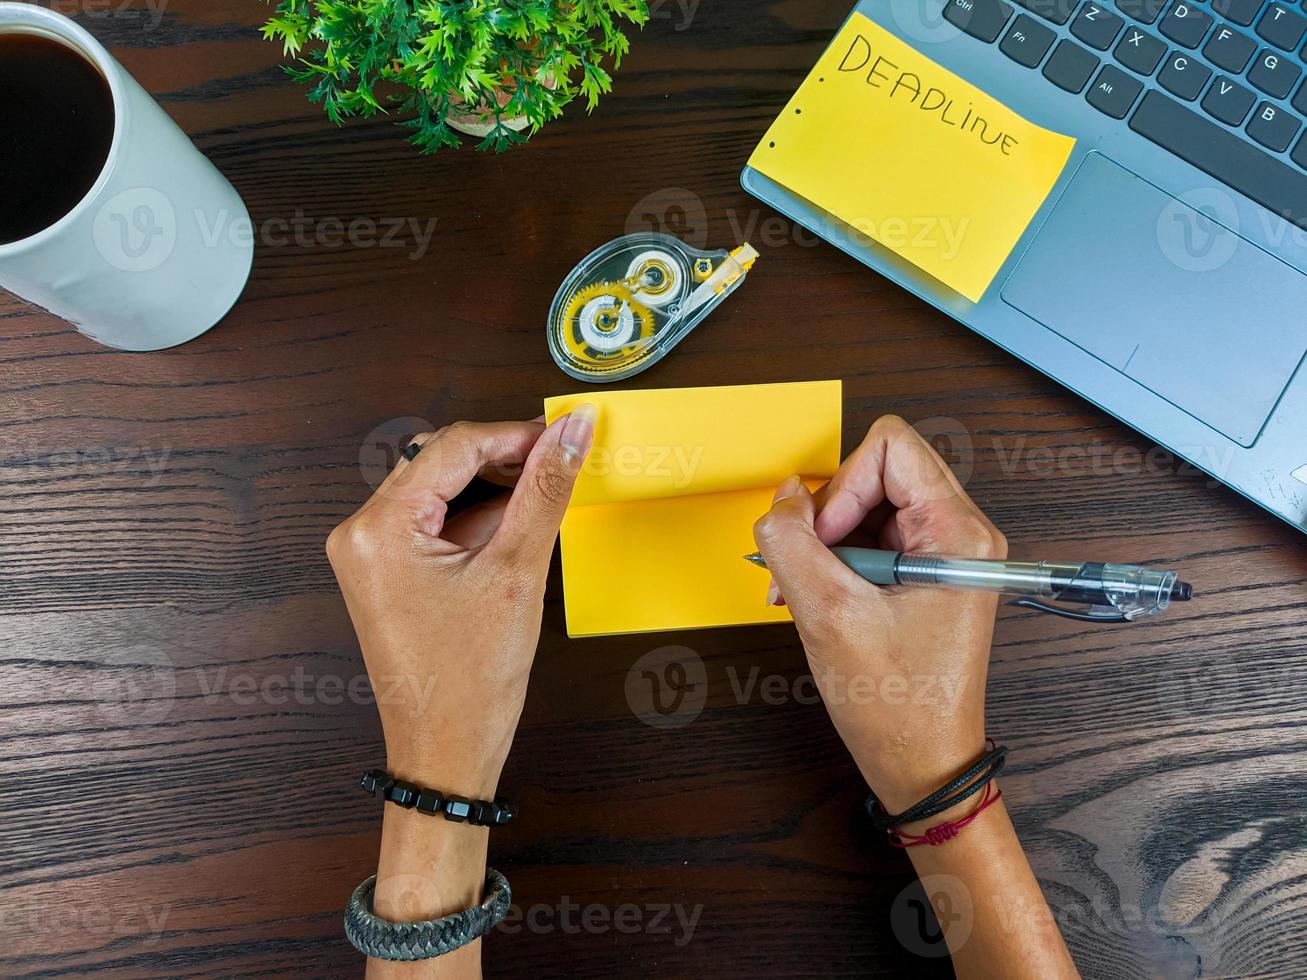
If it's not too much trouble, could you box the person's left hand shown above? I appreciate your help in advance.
[327,410,596,798]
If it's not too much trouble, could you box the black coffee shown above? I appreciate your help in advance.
[0,33,115,245]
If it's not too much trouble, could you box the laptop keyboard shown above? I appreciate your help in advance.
[943,0,1307,228]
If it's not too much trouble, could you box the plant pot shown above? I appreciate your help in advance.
[445,102,531,138]
[443,72,556,139]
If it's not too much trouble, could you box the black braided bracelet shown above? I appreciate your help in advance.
[345,869,511,961]
[361,769,518,828]
[867,743,1009,831]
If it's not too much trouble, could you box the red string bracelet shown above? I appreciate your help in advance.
[886,783,1003,848]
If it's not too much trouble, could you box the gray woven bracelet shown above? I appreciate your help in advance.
[344,869,512,961]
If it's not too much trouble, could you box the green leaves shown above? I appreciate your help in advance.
[262,0,649,155]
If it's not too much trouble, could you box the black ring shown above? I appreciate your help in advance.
[401,441,423,462]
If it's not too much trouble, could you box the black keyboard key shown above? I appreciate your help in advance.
[1158,50,1213,98]
[1160,1,1215,46]
[1202,74,1258,124]
[1117,0,1168,24]
[1013,0,1079,23]
[1256,3,1307,49]
[1001,14,1058,65]
[1248,100,1302,150]
[1293,79,1307,115]
[1248,48,1302,97]
[1203,24,1258,71]
[1043,38,1101,90]
[1130,89,1307,226]
[1087,63,1146,114]
[944,0,1015,42]
[1116,26,1168,72]
[1291,131,1307,169]
[1211,0,1262,27]
[1072,2,1126,47]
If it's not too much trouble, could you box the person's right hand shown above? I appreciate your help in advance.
[752,416,1007,814]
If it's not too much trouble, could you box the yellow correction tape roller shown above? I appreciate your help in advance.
[548,233,759,383]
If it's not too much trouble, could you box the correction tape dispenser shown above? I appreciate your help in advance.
[548,233,759,383]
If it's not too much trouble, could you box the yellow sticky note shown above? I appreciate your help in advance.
[545,381,842,637]
[748,13,1075,302]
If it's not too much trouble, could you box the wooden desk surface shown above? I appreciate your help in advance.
[3,1,1305,976]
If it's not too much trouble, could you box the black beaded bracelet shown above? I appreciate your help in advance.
[361,769,518,828]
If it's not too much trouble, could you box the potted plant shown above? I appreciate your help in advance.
[262,0,649,154]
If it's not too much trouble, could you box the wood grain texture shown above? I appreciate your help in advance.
[2,1,1305,976]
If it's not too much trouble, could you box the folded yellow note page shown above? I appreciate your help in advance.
[545,381,843,637]
[748,13,1075,303]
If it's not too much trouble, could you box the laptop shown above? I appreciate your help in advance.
[742,0,1307,534]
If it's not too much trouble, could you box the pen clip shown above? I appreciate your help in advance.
[1008,599,1130,624]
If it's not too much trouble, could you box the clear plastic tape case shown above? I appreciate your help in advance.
[548,233,758,383]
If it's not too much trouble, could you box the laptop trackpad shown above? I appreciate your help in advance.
[1001,152,1307,447]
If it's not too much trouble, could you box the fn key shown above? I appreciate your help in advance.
[944,0,1014,42]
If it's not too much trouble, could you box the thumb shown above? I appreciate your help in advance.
[489,405,597,570]
[753,476,866,623]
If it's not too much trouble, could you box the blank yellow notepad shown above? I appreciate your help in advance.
[545,381,842,637]
[748,13,1075,302]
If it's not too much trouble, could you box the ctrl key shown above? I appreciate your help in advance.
[944,0,1014,43]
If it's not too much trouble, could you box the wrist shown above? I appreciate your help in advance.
[860,735,989,814]
[382,707,522,799]
[373,805,490,922]
[385,751,509,802]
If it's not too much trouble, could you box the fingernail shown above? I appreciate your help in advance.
[560,404,597,463]
[766,582,780,606]
[775,474,802,500]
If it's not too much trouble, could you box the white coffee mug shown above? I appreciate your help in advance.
[0,3,253,351]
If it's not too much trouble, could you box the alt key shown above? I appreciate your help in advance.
[1087,64,1145,117]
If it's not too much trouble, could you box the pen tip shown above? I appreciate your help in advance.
[743,553,767,568]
